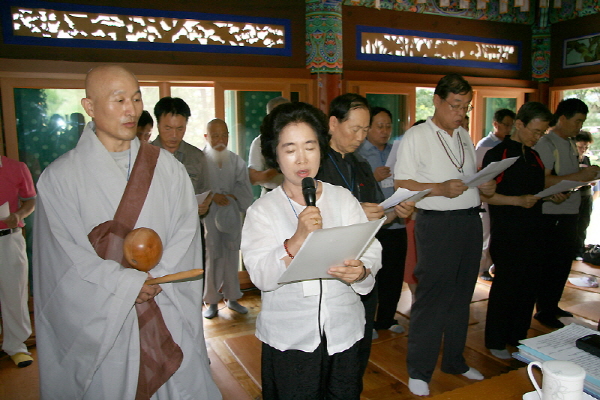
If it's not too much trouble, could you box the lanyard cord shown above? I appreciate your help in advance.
[281,185,299,219]
[281,184,324,338]
[328,152,355,193]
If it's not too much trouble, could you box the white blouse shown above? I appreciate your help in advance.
[241,181,382,355]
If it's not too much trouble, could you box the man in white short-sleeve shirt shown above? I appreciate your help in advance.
[394,73,496,397]
[248,97,289,195]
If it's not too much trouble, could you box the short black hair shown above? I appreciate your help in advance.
[575,130,593,143]
[138,110,154,127]
[260,102,330,172]
[554,98,588,120]
[515,102,553,127]
[329,93,370,123]
[434,74,472,100]
[494,108,516,123]
[370,107,392,124]
[267,96,290,114]
[154,97,191,122]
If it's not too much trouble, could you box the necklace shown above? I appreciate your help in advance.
[436,130,465,173]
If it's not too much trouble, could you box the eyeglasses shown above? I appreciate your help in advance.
[524,125,545,138]
[442,98,473,113]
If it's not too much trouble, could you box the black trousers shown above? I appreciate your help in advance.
[536,214,579,316]
[576,191,593,255]
[374,228,408,330]
[485,217,544,350]
[261,338,362,400]
[407,211,482,382]
[357,286,377,380]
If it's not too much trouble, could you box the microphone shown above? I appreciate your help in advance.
[302,177,316,207]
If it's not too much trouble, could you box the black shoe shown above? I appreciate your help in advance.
[534,312,565,329]
[555,308,573,318]
[480,271,493,281]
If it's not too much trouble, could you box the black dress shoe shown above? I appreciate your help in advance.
[534,313,565,329]
[555,308,573,318]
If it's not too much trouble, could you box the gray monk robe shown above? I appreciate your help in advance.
[203,148,253,304]
[33,122,221,400]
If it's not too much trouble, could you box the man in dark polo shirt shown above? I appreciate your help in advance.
[316,93,414,382]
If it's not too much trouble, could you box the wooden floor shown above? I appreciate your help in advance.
[1,260,599,399]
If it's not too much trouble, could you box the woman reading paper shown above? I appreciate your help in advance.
[241,102,382,399]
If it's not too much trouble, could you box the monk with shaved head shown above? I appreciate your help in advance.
[33,65,221,399]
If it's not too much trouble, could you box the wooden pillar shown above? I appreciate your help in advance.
[316,73,342,114]
[536,82,551,107]
[306,0,343,112]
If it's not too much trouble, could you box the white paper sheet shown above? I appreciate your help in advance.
[519,324,600,384]
[535,180,585,198]
[0,202,9,220]
[195,191,211,205]
[462,156,519,187]
[379,188,432,210]
[385,139,402,169]
[277,218,386,285]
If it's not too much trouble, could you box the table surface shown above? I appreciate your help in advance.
[430,368,536,400]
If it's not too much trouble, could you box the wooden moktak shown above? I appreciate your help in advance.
[123,227,203,284]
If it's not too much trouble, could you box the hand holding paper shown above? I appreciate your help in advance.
[535,180,584,198]
[438,179,468,198]
[196,191,212,216]
[278,218,385,285]
[327,259,367,284]
[379,188,432,210]
[463,157,519,187]
[195,191,211,205]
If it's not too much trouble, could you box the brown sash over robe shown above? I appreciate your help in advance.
[88,142,183,400]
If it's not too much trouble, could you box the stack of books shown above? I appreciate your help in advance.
[515,323,600,398]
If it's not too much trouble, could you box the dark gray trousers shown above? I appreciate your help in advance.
[407,210,482,382]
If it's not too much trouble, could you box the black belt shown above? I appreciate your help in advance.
[0,227,20,237]
[418,207,482,216]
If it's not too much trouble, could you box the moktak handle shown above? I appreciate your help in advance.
[146,269,204,285]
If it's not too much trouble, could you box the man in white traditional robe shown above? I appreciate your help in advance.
[202,119,254,319]
[33,65,221,400]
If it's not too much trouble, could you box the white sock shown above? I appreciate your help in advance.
[408,378,430,396]
[490,348,512,359]
[462,367,484,380]
[372,329,379,340]
[388,324,405,334]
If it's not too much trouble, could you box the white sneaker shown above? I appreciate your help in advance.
[226,300,248,314]
[203,303,218,319]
